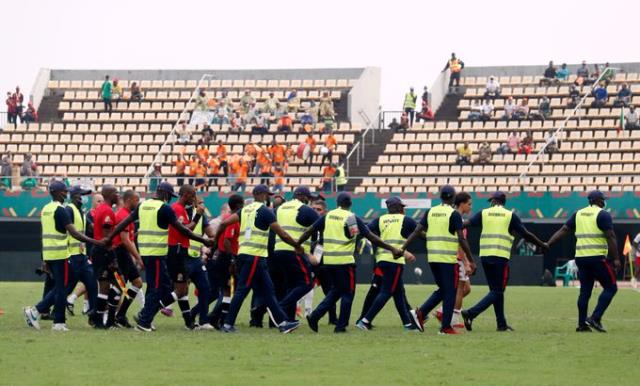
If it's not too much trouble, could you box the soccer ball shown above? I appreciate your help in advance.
[414,267,423,276]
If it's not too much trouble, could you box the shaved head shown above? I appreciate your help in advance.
[101,184,119,205]
[92,194,104,208]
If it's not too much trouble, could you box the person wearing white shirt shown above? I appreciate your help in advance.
[480,100,494,121]
[484,76,501,99]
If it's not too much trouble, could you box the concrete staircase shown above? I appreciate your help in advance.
[37,94,63,123]
[345,128,394,191]
[434,91,463,122]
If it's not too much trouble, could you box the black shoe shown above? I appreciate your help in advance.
[585,317,607,333]
[334,327,347,333]
[576,325,592,332]
[40,313,52,321]
[306,315,319,333]
[496,325,514,332]
[461,310,473,331]
[249,320,264,328]
[115,316,133,329]
[328,319,337,326]
[66,302,75,316]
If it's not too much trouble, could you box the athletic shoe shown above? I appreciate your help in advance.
[65,302,75,316]
[434,309,443,322]
[404,324,420,332]
[576,325,592,332]
[409,309,425,333]
[453,322,465,329]
[439,327,462,335]
[40,313,52,321]
[306,315,319,333]
[135,323,153,332]
[115,316,133,329]
[52,323,70,331]
[196,323,215,331]
[585,317,606,333]
[496,325,515,332]
[24,307,40,330]
[279,320,301,334]
[82,301,90,315]
[355,319,372,331]
[296,306,303,318]
[160,307,174,317]
[221,324,237,333]
[333,327,347,333]
[461,310,473,331]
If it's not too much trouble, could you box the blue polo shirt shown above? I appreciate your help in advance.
[54,206,72,234]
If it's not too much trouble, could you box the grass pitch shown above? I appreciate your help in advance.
[0,282,638,386]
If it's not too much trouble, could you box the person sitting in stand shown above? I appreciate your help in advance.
[239,90,254,113]
[456,142,473,166]
[480,99,494,122]
[416,100,434,122]
[130,82,144,102]
[503,97,516,121]
[544,130,559,154]
[22,102,38,123]
[399,112,409,131]
[264,92,280,115]
[540,61,557,86]
[497,131,520,155]
[591,81,608,108]
[300,110,314,132]
[388,117,400,132]
[112,79,123,102]
[530,96,551,120]
[278,113,293,133]
[484,76,501,99]
[513,98,530,120]
[286,89,301,112]
[613,83,631,107]
[468,99,482,121]
[567,85,581,108]
[555,63,570,81]
[321,131,337,166]
[476,142,492,164]
[518,131,533,155]
[252,115,268,134]
[624,105,640,130]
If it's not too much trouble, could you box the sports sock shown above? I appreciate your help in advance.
[107,286,121,326]
[178,296,193,326]
[160,291,178,308]
[96,293,108,326]
[117,286,140,319]
[67,293,78,305]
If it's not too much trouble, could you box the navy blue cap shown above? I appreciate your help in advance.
[488,191,507,203]
[440,185,456,199]
[48,180,68,193]
[385,196,406,207]
[69,185,92,196]
[337,192,352,206]
[587,190,607,201]
[157,181,178,197]
[310,192,325,201]
[293,185,312,197]
[252,184,274,196]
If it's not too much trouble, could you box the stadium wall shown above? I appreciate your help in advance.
[461,62,640,77]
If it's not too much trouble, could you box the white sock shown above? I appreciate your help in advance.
[67,293,78,304]
[82,300,90,313]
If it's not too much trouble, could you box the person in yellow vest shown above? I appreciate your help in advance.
[401,185,476,334]
[297,192,405,333]
[547,190,621,332]
[403,87,417,127]
[24,181,105,331]
[460,191,548,332]
[106,182,214,332]
[355,197,420,331]
[212,184,303,334]
[335,162,347,192]
[443,52,464,90]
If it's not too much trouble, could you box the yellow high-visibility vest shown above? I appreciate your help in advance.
[323,208,356,265]
[275,199,311,253]
[479,205,514,259]
[67,204,85,256]
[425,204,458,264]
[575,205,608,258]
[238,201,270,257]
[138,199,169,257]
[376,213,405,265]
[41,201,69,261]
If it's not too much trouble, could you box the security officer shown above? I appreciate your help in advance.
[212,184,302,334]
[401,185,475,334]
[461,191,548,332]
[298,192,404,333]
[24,181,104,331]
[403,87,417,126]
[443,52,464,90]
[272,186,319,320]
[107,182,213,332]
[356,197,419,331]
[335,163,347,192]
[547,190,621,332]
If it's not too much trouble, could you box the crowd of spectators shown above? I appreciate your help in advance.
[5,86,37,124]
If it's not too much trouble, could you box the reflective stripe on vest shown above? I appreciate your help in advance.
[574,205,608,257]
[323,208,356,265]
[479,206,514,259]
[403,92,416,109]
[41,201,68,261]
[376,213,406,265]
[275,199,311,253]
[138,199,169,256]
[188,216,204,258]
[425,204,458,263]
[336,167,347,186]
[238,201,269,257]
[67,204,85,256]
[450,59,462,73]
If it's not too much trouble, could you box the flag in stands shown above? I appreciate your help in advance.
[623,234,631,256]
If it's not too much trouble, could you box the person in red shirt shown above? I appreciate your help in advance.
[162,184,204,329]
[91,184,120,328]
[112,190,143,328]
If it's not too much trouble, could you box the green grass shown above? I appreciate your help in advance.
[0,282,638,386]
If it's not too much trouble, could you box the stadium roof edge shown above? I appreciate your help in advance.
[461,62,640,77]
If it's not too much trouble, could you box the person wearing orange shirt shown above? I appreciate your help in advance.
[228,154,241,188]
[196,142,210,163]
[207,156,221,187]
[321,163,336,193]
[216,140,228,176]
[269,140,286,167]
[321,131,337,166]
[304,133,317,165]
[278,113,293,133]
[258,155,272,186]
[255,146,270,176]
[195,160,208,190]
[273,166,285,193]
[232,159,249,192]
[188,155,198,186]
[175,154,187,186]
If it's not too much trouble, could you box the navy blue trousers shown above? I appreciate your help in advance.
[36,259,69,323]
[272,250,314,320]
[203,252,232,317]
[310,264,356,330]
[363,261,411,325]
[419,262,458,330]
[575,256,618,325]
[66,254,98,312]
[186,257,211,325]
[466,256,509,328]
[138,255,172,328]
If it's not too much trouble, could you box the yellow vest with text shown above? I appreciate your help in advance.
[376,213,405,265]
[238,201,270,257]
[574,205,608,258]
[426,204,458,263]
[275,199,311,253]
[449,59,462,73]
[188,216,204,258]
[403,92,416,109]
[323,208,356,265]
[67,204,85,256]
[479,205,514,259]
[41,201,69,261]
[138,199,169,257]
[336,166,347,187]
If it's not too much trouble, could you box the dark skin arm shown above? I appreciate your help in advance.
[456,229,476,274]
[107,212,136,242]
[400,224,425,253]
[65,223,104,247]
[363,232,403,258]
[171,217,211,246]
[547,225,570,247]
[605,229,621,271]
[519,228,549,253]
[212,212,239,248]
[271,222,305,256]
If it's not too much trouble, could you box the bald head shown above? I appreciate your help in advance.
[178,184,196,206]
[92,194,104,208]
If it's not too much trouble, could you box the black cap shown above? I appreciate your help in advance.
[440,185,456,199]
[337,192,352,206]
[385,197,406,208]
[157,181,178,197]
[48,180,68,193]
[488,191,507,203]
[310,192,325,201]
[587,190,607,201]
[253,184,274,196]
[69,185,92,196]
[293,185,311,197]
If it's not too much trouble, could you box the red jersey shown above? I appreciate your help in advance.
[113,207,134,248]
[218,213,239,255]
[93,202,116,240]
[168,202,189,247]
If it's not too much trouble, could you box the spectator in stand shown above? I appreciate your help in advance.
[591,81,608,108]
[278,113,293,133]
[176,123,192,145]
[403,87,417,126]
[589,64,601,85]
[213,102,230,124]
[229,113,242,133]
[624,105,639,130]
[201,124,213,142]
[480,99,494,121]
[207,155,221,187]
[388,117,400,131]
[497,132,520,154]
[130,82,143,102]
[300,110,314,132]
[258,153,272,186]
[456,143,473,165]
[544,130,559,154]
[100,75,113,113]
[319,91,335,120]
[218,91,231,107]
[20,153,34,178]
[320,163,336,193]
[1,151,12,190]
[148,162,162,193]
[513,98,530,120]
[476,142,492,164]
[264,92,280,115]
[484,76,501,99]
[600,62,614,85]
[540,61,557,86]
[227,154,239,188]
[321,131,337,166]
[244,143,257,172]
[443,52,464,91]
[240,90,254,113]
[243,102,259,126]
[422,86,429,106]
[272,166,285,193]
[519,131,533,154]
[196,142,210,162]
[304,133,317,166]
[416,100,434,122]
[567,85,581,108]
[287,89,301,112]
[309,100,319,125]
[613,83,631,107]
[22,102,38,123]
[216,140,228,176]
[252,114,268,134]
[232,158,249,192]
[503,97,516,121]
[6,92,17,124]
[555,63,570,81]
[12,86,24,120]
[195,89,209,111]
[399,112,409,131]
[188,155,198,185]
[468,100,482,121]
[112,79,123,102]
[175,154,187,186]
[269,139,286,167]
[194,159,208,191]
[531,96,551,120]
[575,61,590,86]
